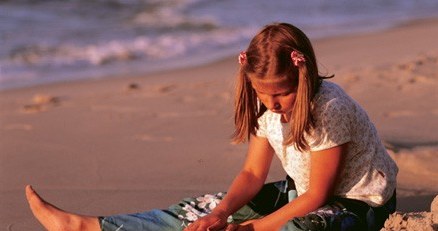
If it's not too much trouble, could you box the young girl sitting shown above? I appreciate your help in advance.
[26,22,398,231]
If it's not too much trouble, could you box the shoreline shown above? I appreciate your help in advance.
[1,18,437,230]
[2,17,438,93]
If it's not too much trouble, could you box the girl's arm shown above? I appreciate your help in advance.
[185,134,275,231]
[214,134,275,216]
[240,143,347,231]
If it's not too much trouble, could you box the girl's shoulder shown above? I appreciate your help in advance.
[311,80,360,121]
[316,81,347,99]
[313,80,353,107]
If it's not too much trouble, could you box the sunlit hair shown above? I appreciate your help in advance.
[233,22,332,151]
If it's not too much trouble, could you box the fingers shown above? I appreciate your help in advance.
[184,221,209,231]
[184,218,226,231]
[224,223,239,231]
[225,224,254,231]
[207,219,226,231]
[183,223,195,231]
[184,222,199,231]
[186,223,239,231]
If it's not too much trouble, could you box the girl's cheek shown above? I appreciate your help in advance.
[258,96,269,106]
[284,96,296,108]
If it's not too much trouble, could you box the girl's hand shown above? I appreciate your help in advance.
[225,219,283,231]
[184,213,228,231]
[223,223,254,231]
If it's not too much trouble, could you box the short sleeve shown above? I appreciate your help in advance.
[308,98,352,151]
[256,113,267,138]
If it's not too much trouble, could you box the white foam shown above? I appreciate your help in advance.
[1,0,438,90]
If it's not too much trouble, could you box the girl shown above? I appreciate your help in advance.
[26,23,398,231]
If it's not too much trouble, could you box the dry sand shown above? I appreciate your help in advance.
[1,19,437,230]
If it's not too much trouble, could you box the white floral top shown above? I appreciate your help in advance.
[256,81,398,207]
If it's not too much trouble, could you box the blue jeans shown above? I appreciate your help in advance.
[280,193,396,231]
[100,180,395,231]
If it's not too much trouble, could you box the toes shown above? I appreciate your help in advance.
[25,185,33,193]
[25,185,37,200]
[25,185,45,207]
[25,185,34,201]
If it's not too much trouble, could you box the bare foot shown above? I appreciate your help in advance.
[25,185,100,231]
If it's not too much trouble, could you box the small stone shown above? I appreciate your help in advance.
[127,83,140,90]
[32,94,59,105]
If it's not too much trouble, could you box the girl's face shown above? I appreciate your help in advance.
[251,77,297,121]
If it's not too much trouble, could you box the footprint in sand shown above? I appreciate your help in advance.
[397,55,437,83]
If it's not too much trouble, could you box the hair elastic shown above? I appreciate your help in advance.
[291,50,305,67]
[238,51,247,65]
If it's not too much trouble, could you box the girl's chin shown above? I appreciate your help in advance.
[271,110,290,114]
[271,110,285,114]
[270,110,292,121]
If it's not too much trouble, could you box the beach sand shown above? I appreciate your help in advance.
[1,19,437,230]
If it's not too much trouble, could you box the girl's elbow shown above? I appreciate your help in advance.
[304,190,332,207]
[239,169,266,185]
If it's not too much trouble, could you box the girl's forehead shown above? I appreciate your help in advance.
[250,77,296,94]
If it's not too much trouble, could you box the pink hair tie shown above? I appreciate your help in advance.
[238,51,247,65]
[291,50,305,67]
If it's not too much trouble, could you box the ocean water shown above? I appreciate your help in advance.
[1,0,437,90]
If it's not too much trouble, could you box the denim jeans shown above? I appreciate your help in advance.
[100,180,395,231]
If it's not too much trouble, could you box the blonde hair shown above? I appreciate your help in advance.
[233,23,331,151]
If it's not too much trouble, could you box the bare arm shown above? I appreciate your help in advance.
[185,134,275,231]
[241,143,347,231]
[213,134,275,216]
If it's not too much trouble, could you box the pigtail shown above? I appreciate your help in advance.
[284,48,326,151]
[285,61,315,151]
[232,69,258,144]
